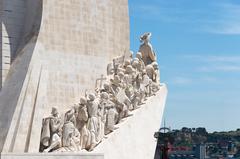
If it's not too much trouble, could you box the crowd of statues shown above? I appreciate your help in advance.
[39,32,161,152]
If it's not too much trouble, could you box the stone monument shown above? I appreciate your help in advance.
[0,1,168,159]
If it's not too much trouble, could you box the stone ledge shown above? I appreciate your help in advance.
[1,84,167,159]
[1,153,104,159]
[94,84,168,159]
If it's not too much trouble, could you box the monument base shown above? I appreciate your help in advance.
[1,153,103,159]
[1,84,167,159]
[94,84,168,159]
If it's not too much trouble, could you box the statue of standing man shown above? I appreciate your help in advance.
[139,32,156,65]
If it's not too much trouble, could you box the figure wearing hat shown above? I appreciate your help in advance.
[40,107,62,152]
[139,32,156,65]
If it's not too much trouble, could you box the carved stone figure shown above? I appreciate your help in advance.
[40,107,62,152]
[76,97,91,150]
[117,71,125,84]
[40,42,161,152]
[99,92,118,134]
[124,65,136,99]
[113,55,125,74]
[110,75,122,93]
[151,81,161,93]
[131,91,141,109]
[136,52,145,71]
[139,32,156,65]
[86,93,100,150]
[124,50,134,62]
[123,60,131,69]
[146,79,153,97]
[96,95,105,144]
[152,61,160,84]
[61,112,79,151]
[145,64,156,81]
[114,88,132,121]
[139,71,150,103]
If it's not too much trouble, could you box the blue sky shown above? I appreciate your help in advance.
[129,0,240,132]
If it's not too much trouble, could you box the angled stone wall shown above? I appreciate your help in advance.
[94,85,167,159]
[0,0,27,88]
[0,0,129,153]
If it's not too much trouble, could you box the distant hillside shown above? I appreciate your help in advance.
[167,127,240,147]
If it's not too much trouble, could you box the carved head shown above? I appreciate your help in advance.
[103,83,110,89]
[129,51,134,59]
[88,93,96,101]
[136,52,142,59]
[51,107,59,116]
[124,60,131,68]
[140,32,151,43]
[100,92,109,100]
[132,60,139,69]
[66,109,75,118]
[152,62,158,70]
[126,65,134,74]
[142,69,147,75]
[117,71,124,79]
[80,97,87,105]
[146,65,154,74]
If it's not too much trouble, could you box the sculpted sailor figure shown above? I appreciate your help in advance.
[39,33,163,152]
[62,108,80,151]
[139,32,156,65]
[95,94,105,143]
[136,52,145,71]
[152,62,160,84]
[86,93,101,150]
[40,107,62,152]
[76,97,91,150]
[145,62,160,85]
[99,92,118,135]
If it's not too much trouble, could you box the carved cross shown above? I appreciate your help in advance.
[95,74,107,89]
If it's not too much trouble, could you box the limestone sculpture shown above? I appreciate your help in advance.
[139,32,156,65]
[76,97,91,150]
[40,34,161,152]
[40,107,62,152]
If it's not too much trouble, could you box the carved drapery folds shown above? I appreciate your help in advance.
[40,33,160,152]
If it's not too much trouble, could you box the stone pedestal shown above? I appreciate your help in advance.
[1,153,103,159]
[1,84,167,159]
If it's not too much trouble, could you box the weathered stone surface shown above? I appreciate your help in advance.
[0,84,167,159]
[0,0,129,153]
[94,84,168,159]
[1,153,104,159]
[1,1,168,159]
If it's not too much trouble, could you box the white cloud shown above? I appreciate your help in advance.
[171,77,192,85]
[184,55,240,72]
[184,55,240,63]
[204,3,240,35]
[199,65,240,72]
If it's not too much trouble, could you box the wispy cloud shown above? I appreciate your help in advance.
[184,54,240,72]
[170,77,193,85]
[129,1,240,34]
[199,65,240,72]
[204,3,240,35]
[169,76,220,86]
[184,55,240,63]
